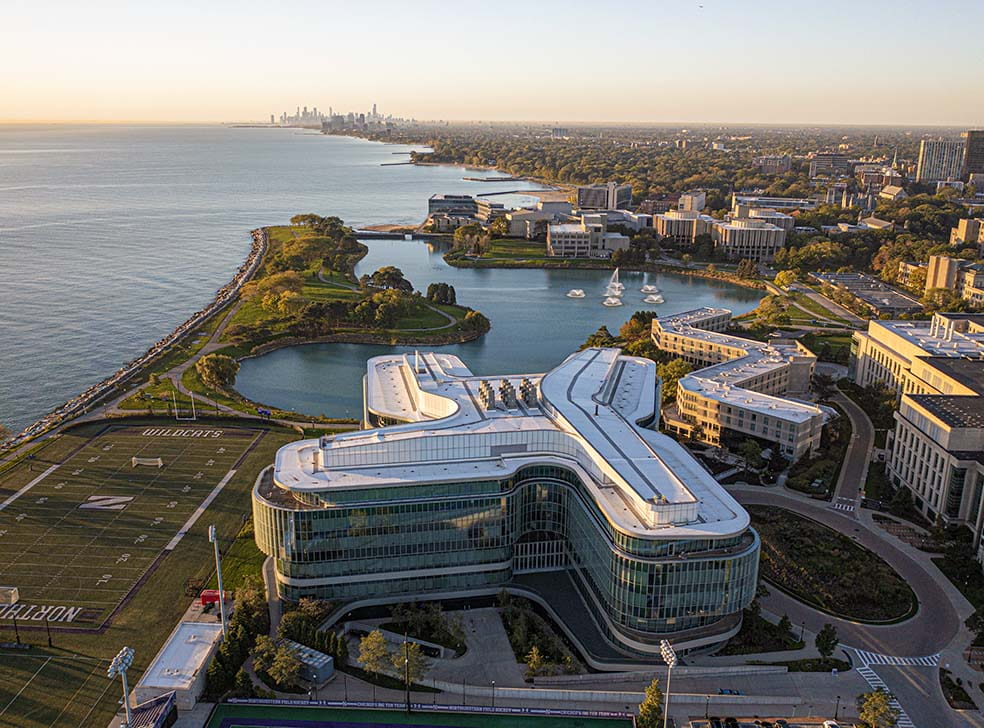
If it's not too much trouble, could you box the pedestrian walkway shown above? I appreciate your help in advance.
[856,666,916,728]
[830,497,857,513]
[853,649,940,667]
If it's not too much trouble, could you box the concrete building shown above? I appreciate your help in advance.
[810,272,922,316]
[916,139,966,183]
[474,198,506,224]
[731,194,818,212]
[576,182,632,210]
[921,255,984,304]
[809,152,853,179]
[854,314,984,551]
[653,210,715,245]
[951,218,984,247]
[737,206,795,232]
[710,218,786,262]
[965,130,984,180]
[134,621,223,711]
[927,254,965,290]
[639,194,681,214]
[253,348,761,657]
[546,214,630,258]
[652,308,832,461]
[897,261,926,289]
[856,164,903,190]
[428,194,478,216]
[878,184,908,202]
[678,190,707,212]
[859,216,895,231]
[751,155,791,174]
[428,212,475,233]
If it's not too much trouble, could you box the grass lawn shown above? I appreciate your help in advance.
[719,610,804,655]
[0,418,296,728]
[798,332,853,364]
[754,657,851,673]
[392,300,456,330]
[206,517,266,593]
[785,402,850,497]
[484,239,549,259]
[206,703,631,728]
[788,292,851,325]
[749,505,916,623]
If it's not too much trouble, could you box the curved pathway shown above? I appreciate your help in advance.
[732,486,960,657]
[829,385,875,509]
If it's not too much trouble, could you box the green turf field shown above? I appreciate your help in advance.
[0,424,264,631]
[207,703,633,728]
[0,418,295,728]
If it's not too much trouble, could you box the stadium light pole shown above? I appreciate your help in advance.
[208,525,228,638]
[403,632,411,714]
[107,646,134,728]
[659,640,677,728]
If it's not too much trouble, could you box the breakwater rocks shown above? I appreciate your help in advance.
[5,229,269,449]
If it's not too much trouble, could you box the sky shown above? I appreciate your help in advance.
[3,0,983,126]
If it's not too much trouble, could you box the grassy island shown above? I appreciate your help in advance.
[119,214,490,422]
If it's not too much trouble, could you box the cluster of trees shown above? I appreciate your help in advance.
[277,597,349,665]
[204,577,271,699]
[425,282,457,305]
[857,689,901,728]
[277,214,362,274]
[359,265,413,292]
[357,629,428,685]
[352,289,416,328]
[196,353,240,389]
[251,636,301,691]
[498,591,581,677]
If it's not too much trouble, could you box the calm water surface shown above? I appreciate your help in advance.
[235,239,762,418]
[0,125,545,432]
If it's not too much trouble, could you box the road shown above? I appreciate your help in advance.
[790,283,867,327]
[830,386,874,504]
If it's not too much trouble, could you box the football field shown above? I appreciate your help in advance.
[0,423,265,632]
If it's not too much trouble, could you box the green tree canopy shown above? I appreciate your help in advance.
[358,629,390,676]
[196,353,240,390]
[857,689,900,728]
[636,678,664,728]
[815,623,839,658]
[391,640,428,685]
[656,358,693,405]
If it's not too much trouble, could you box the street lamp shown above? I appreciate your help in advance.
[403,633,411,714]
[208,525,228,638]
[491,680,496,709]
[835,695,841,719]
[107,646,134,728]
[659,640,677,728]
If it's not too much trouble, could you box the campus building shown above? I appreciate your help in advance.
[652,309,832,461]
[809,152,853,179]
[576,182,633,210]
[751,155,791,175]
[709,218,786,262]
[653,209,715,245]
[546,214,630,258]
[915,139,966,183]
[253,348,761,658]
[854,314,984,552]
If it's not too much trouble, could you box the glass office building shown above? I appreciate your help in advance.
[254,348,759,656]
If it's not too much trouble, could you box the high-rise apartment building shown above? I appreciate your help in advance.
[916,139,966,182]
[964,131,984,179]
[809,153,852,179]
[752,155,792,175]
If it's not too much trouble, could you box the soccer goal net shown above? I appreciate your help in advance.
[132,457,164,468]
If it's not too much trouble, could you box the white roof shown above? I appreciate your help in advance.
[137,622,223,692]
[273,348,750,537]
[655,308,830,424]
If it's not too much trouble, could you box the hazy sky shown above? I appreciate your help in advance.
[3,0,983,125]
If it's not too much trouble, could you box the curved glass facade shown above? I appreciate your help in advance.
[254,463,759,649]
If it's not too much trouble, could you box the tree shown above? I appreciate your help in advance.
[233,667,255,698]
[813,372,835,400]
[268,646,301,689]
[583,325,617,349]
[857,689,900,728]
[777,614,792,638]
[738,439,763,472]
[736,258,758,278]
[636,677,664,728]
[391,640,428,685]
[251,635,278,674]
[774,270,797,288]
[358,629,390,677]
[889,486,913,517]
[489,216,510,238]
[196,353,240,390]
[525,644,544,676]
[656,359,693,405]
[815,623,838,658]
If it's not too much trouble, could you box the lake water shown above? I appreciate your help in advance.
[234,239,762,419]
[0,125,546,433]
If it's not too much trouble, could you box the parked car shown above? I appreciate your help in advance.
[822,722,840,728]
[718,688,744,695]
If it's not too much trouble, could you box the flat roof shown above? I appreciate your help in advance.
[654,309,831,424]
[869,319,984,358]
[137,621,223,692]
[909,394,984,428]
[272,349,750,537]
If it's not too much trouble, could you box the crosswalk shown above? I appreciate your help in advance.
[853,649,940,667]
[830,497,857,513]
[856,665,916,728]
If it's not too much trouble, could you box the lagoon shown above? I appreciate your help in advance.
[234,239,762,419]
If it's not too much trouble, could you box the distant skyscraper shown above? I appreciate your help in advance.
[372,103,377,118]
[964,131,984,180]
[916,139,965,182]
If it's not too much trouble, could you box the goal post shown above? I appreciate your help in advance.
[171,390,198,421]
[132,457,164,468]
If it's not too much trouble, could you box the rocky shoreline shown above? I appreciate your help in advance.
[4,229,268,449]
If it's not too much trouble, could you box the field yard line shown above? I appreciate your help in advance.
[0,463,60,511]
[46,658,104,728]
[165,468,237,551]
[0,656,50,718]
